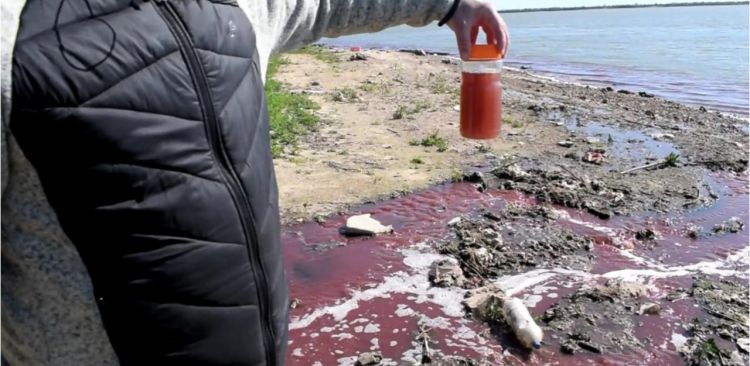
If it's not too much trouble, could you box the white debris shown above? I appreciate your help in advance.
[363,323,380,333]
[343,214,394,236]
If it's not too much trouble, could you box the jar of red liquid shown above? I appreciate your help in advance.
[460,44,503,139]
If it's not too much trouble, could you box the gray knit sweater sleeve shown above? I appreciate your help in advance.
[238,0,453,55]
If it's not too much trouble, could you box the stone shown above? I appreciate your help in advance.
[310,80,320,86]
[585,136,601,144]
[463,284,506,321]
[736,338,750,354]
[699,106,708,113]
[638,303,661,315]
[349,53,368,61]
[638,91,655,98]
[429,259,466,287]
[713,216,744,233]
[635,229,657,241]
[558,140,575,148]
[649,132,675,140]
[355,351,382,365]
[342,214,393,236]
[447,217,462,226]
[463,171,485,184]
[493,163,529,181]
[617,89,632,94]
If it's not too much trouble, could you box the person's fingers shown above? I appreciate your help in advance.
[470,25,479,45]
[455,25,473,60]
[484,24,496,46]
[490,13,508,56]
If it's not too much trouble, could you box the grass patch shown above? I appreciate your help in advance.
[265,56,320,158]
[410,157,424,165]
[429,74,458,95]
[392,101,431,120]
[332,87,359,102]
[450,168,463,183]
[507,116,524,128]
[412,131,449,152]
[291,45,339,63]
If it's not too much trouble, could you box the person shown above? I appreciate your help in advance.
[0,0,508,364]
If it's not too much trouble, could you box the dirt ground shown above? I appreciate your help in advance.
[272,48,748,223]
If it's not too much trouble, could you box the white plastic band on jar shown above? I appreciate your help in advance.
[461,60,504,74]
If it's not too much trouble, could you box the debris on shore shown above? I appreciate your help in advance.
[341,214,393,236]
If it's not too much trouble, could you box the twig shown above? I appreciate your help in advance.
[620,161,663,174]
[558,164,586,183]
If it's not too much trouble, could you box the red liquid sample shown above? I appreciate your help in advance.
[460,72,502,139]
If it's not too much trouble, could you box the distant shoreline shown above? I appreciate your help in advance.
[500,1,748,13]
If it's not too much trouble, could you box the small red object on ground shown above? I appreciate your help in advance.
[350,46,361,52]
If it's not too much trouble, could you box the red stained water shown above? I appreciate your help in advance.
[282,171,748,365]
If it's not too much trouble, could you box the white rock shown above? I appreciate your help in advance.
[343,214,393,236]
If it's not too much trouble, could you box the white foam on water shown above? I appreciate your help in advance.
[289,250,465,330]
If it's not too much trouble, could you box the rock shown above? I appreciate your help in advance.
[586,205,612,220]
[713,216,744,233]
[492,163,529,180]
[289,298,301,309]
[342,214,393,236]
[605,279,648,298]
[463,171,485,184]
[432,356,480,366]
[520,65,531,70]
[649,132,675,140]
[699,106,708,113]
[617,89,632,94]
[528,104,544,113]
[585,136,601,144]
[453,105,460,112]
[635,229,657,241]
[415,49,428,56]
[349,53,368,61]
[447,217,462,226]
[428,259,466,287]
[639,302,661,315]
[737,338,750,353]
[355,351,382,365]
[686,225,703,239]
[558,140,575,148]
[638,91,655,98]
[583,150,605,165]
[604,86,614,92]
[463,284,506,320]
[645,110,655,118]
[310,80,321,86]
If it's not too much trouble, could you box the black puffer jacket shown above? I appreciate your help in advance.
[11,0,288,364]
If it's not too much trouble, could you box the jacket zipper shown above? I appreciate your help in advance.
[154,2,276,364]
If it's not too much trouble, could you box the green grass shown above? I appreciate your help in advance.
[265,56,320,158]
[410,157,424,165]
[450,168,463,183]
[507,116,524,128]
[429,74,458,95]
[392,101,432,120]
[412,131,449,152]
[332,87,359,102]
[291,45,340,63]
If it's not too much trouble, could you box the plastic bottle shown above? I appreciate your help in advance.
[460,44,504,139]
[502,297,543,349]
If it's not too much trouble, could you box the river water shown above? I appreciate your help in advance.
[322,4,749,116]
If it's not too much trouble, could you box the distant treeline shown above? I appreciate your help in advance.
[500,1,748,13]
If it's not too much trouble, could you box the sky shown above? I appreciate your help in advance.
[494,0,737,10]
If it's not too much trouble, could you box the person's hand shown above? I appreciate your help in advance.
[447,0,509,60]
